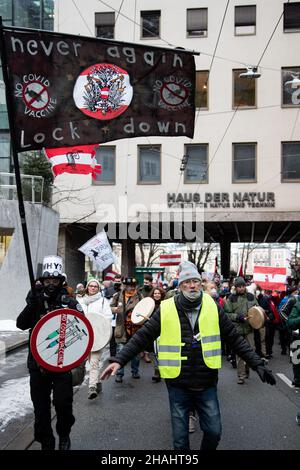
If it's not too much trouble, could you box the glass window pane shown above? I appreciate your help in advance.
[94,147,115,184]
[139,146,160,183]
[196,71,208,108]
[282,67,300,106]
[184,144,208,183]
[14,0,40,28]
[233,143,256,181]
[187,8,207,37]
[43,0,54,31]
[95,12,115,38]
[141,11,160,38]
[284,2,300,31]
[0,0,13,24]
[233,69,256,107]
[235,5,256,26]
[282,142,300,180]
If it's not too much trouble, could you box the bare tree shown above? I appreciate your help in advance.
[290,242,300,282]
[187,243,217,273]
[137,243,165,267]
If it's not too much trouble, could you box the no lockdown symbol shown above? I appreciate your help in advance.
[15,74,57,118]
[30,308,94,372]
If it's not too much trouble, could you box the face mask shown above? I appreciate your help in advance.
[44,284,60,297]
[182,290,201,301]
[144,284,152,291]
[114,282,121,290]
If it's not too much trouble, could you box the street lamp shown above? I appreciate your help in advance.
[239,66,261,79]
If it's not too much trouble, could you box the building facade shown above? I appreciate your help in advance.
[50,0,300,283]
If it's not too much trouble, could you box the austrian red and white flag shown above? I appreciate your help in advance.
[44,145,101,179]
[253,266,287,291]
[104,270,119,281]
[160,254,181,267]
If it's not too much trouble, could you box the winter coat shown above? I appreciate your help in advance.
[16,287,83,371]
[224,292,258,335]
[79,293,113,351]
[110,289,143,343]
[114,294,263,389]
[287,301,300,330]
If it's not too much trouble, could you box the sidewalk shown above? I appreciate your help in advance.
[0,330,29,354]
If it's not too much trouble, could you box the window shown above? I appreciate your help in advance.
[235,5,256,35]
[184,144,208,184]
[195,71,209,109]
[233,69,256,108]
[0,0,54,29]
[282,67,300,107]
[282,142,300,181]
[138,146,161,184]
[284,2,300,32]
[0,131,11,172]
[141,11,160,38]
[95,12,115,39]
[93,146,115,184]
[233,143,256,182]
[187,8,208,37]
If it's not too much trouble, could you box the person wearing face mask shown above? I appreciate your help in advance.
[101,261,276,450]
[16,256,83,451]
[138,273,153,298]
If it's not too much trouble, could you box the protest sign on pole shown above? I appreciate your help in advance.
[78,231,115,272]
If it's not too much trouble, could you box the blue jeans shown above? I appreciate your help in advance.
[167,385,222,450]
[116,343,140,377]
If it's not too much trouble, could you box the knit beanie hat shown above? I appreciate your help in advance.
[178,261,201,285]
[234,276,246,287]
[86,278,101,289]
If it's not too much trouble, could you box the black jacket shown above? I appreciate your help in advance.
[114,294,263,389]
[17,287,83,371]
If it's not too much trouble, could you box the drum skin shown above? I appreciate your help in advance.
[247,306,265,329]
[86,312,112,351]
[131,297,155,325]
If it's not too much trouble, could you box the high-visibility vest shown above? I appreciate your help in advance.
[157,293,222,378]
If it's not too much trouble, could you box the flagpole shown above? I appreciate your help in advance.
[0,17,36,292]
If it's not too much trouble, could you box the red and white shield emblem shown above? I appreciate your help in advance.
[73,63,133,120]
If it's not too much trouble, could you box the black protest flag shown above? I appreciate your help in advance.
[2,27,196,152]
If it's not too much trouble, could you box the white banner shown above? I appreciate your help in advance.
[78,231,115,271]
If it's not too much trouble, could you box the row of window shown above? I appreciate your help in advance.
[93,142,300,185]
[196,67,300,109]
[96,3,300,39]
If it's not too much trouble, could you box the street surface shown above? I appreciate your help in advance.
[1,338,300,450]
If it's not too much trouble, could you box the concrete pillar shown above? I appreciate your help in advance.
[121,238,136,276]
[220,240,231,279]
[58,224,95,288]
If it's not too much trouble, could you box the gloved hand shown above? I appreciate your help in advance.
[237,314,246,323]
[255,364,276,385]
[26,291,40,307]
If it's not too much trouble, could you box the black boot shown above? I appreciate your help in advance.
[59,435,71,450]
[41,436,55,450]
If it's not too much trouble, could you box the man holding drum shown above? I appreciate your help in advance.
[224,277,261,384]
[101,261,276,450]
[16,255,84,451]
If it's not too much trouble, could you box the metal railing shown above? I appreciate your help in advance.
[0,172,44,203]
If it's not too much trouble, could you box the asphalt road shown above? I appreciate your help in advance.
[1,337,300,451]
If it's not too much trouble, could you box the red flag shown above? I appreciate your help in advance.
[253,266,287,291]
[238,264,244,277]
[44,144,101,179]
[160,254,181,266]
[104,270,119,281]
[214,256,219,274]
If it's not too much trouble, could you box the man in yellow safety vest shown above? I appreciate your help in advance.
[101,261,276,450]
